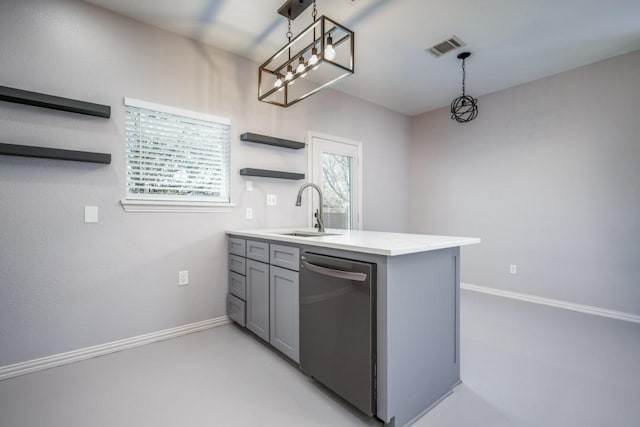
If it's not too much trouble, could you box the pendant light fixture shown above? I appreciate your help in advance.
[258,0,355,108]
[450,52,478,123]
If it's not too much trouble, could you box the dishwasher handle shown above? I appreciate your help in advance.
[301,259,368,282]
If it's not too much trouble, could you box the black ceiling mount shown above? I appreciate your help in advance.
[457,51,471,60]
[277,0,314,20]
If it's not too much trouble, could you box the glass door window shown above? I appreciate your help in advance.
[322,153,354,229]
[309,133,362,230]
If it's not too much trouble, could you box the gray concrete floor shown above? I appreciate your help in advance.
[1,291,638,426]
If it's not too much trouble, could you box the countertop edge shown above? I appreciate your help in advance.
[226,229,481,256]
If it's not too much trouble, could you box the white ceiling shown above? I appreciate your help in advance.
[83,0,640,116]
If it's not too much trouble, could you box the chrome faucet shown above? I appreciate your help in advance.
[295,183,325,232]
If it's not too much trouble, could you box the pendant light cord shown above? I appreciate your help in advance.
[287,17,292,61]
[461,57,466,97]
[312,0,317,44]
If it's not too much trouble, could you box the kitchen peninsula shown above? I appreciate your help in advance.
[226,228,480,427]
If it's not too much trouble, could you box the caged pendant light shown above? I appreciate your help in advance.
[258,0,355,108]
[450,52,478,123]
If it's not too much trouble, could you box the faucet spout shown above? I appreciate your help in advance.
[295,183,325,232]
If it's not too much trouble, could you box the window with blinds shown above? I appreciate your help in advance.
[124,98,230,204]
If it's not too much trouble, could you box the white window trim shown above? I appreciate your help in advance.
[120,199,235,213]
[121,97,234,213]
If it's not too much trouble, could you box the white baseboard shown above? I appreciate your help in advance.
[461,283,640,324]
[0,316,231,381]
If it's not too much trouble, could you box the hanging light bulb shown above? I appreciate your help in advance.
[274,75,283,88]
[284,65,295,85]
[308,47,319,66]
[324,35,336,60]
[296,56,306,74]
[296,56,308,78]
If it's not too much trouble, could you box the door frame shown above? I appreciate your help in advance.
[306,131,363,230]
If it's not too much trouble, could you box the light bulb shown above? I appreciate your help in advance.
[296,56,306,74]
[285,65,293,81]
[274,76,283,88]
[308,48,319,66]
[324,36,336,60]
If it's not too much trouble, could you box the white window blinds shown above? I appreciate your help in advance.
[124,98,230,203]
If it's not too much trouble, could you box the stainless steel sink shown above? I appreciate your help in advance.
[280,231,340,237]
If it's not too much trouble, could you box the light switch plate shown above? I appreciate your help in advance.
[246,208,253,219]
[84,206,98,223]
[266,194,277,206]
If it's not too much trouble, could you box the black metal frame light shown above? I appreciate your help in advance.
[450,52,478,123]
[258,0,355,108]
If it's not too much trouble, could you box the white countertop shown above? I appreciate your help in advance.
[226,228,480,256]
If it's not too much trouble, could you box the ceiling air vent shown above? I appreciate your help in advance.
[426,36,465,58]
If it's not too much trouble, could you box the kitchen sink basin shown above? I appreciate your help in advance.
[280,231,340,237]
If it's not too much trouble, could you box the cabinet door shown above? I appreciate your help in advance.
[246,259,270,342]
[270,265,300,363]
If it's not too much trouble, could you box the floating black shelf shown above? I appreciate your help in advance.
[240,168,304,180]
[0,143,111,164]
[240,132,305,150]
[0,85,111,118]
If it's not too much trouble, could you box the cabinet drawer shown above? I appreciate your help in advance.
[270,244,300,271]
[246,240,269,263]
[229,254,246,275]
[229,237,246,257]
[229,271,246,300]
[227,294,246,327]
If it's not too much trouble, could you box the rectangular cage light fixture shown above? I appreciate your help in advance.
[258,15,354,108]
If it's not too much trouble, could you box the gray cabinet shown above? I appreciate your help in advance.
[227,235,300,364]
[246,259,270,342]
[270,266,300,363]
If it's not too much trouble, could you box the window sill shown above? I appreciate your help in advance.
[120,199,235,213]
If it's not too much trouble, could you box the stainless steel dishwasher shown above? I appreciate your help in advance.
[299,252,376,417]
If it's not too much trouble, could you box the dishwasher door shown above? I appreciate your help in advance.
[299,252,376,417]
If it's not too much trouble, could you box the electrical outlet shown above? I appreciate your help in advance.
[246,208,253,219]
[266,194,277,206]
[84,206,98,223]
[509,264,517,275]
[179,270,189,286]
[246,181,253,191]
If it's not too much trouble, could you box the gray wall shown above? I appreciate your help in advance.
[0,0,410,366]
[410,50,640,314]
